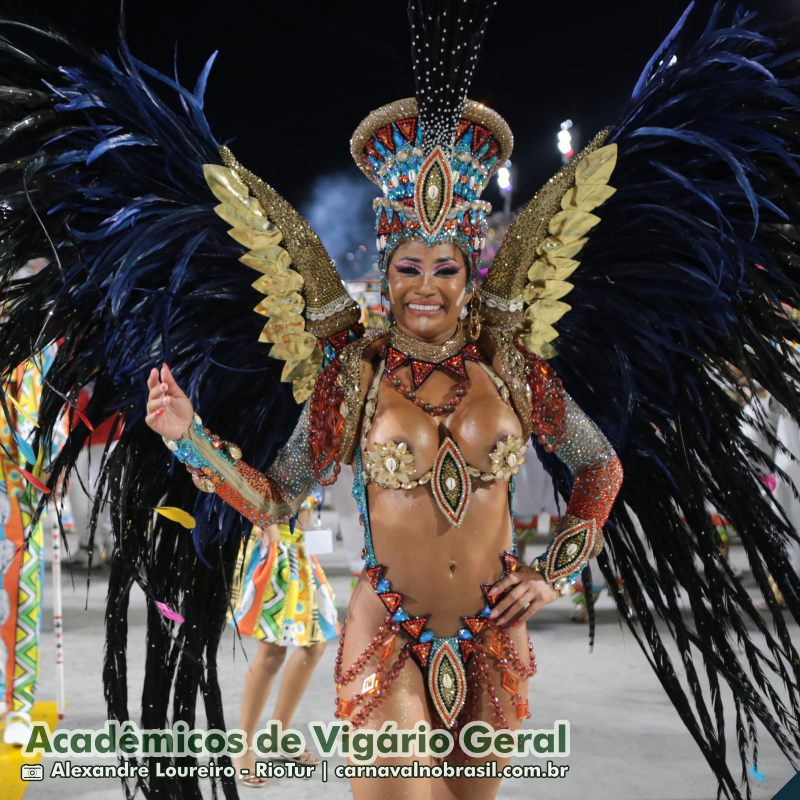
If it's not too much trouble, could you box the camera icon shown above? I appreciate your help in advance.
[21,763,44,781]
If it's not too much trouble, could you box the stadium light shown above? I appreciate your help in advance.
[558,119,575,161]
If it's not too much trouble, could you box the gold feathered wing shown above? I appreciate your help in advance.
[202,146,361,402]
[480,131,618,358]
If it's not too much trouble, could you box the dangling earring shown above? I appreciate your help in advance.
[467,290,482,342]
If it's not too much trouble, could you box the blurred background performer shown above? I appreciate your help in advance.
[0,343,66,746]
[228,493,338,786]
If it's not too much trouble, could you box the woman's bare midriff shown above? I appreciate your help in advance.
[362,361,524,634]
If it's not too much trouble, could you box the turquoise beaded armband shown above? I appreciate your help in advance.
[163,414,242,493]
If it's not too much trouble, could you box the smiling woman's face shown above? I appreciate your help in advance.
[386,241,468,343]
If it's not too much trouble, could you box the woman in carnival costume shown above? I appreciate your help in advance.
[0,2,799,798]
[229,491,338,786]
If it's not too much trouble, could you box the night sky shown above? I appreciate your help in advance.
[12,0,797,273]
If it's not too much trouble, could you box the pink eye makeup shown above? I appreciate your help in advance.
[393,260,462,276]
[432,261,461,276]
[393,261,424,275]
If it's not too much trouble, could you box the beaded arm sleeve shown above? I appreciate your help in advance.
[525,354,623,593]
[165,404,322,527]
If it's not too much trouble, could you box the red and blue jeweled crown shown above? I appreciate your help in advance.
[350,97,512,272]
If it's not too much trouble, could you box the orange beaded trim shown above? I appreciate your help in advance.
[516,344,566,452]
[308,358,345,484]
[334,615,536,731]
[334,616,410,728]
[566,458,624,528]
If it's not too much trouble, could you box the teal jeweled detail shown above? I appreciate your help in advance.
[167,415,227,478]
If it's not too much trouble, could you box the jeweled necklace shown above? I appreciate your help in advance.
[384,371,469,417]
[385,324,483,416]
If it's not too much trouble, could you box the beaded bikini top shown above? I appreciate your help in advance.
[360,357,527,527]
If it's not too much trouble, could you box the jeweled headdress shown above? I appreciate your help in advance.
[350,1,509,274]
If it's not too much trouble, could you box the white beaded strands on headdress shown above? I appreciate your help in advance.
[408,0,500,154]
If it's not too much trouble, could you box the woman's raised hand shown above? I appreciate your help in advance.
[145,363,194,440]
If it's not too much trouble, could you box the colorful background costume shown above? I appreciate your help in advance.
[0,345,64,721]
[0,2,798,798]
[228,516,339,647]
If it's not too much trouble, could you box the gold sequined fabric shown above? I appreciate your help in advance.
[204,147,360,403]
[389,323,467,363]
[220,147,359,325]
[203,157,320,402]
[336,331,388,466]
[478,328,534,439]
[350,98,513,184]
[481,130,616,352]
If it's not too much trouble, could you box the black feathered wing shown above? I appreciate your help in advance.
[484,4,800,797]
[0,19,357,798]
